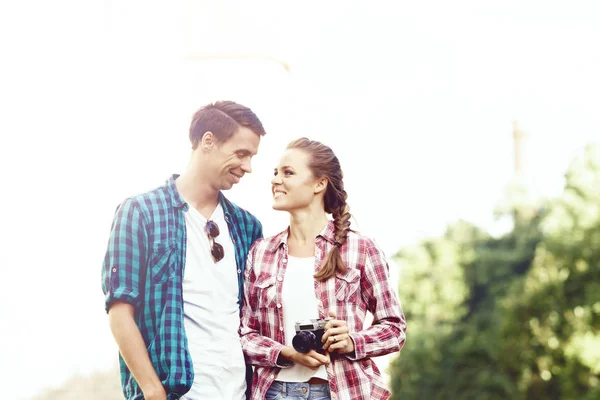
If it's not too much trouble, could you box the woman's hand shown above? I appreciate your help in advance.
[321,311,355,354]
[280,346,330,369]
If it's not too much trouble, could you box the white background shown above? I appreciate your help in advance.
[1,1,599,398]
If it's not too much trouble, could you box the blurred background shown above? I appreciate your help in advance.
[1,0,599,399]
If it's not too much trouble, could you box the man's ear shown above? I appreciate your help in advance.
[201,131,215,151]
[315,177,328,194]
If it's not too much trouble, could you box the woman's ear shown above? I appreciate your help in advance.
[315,177,328,194]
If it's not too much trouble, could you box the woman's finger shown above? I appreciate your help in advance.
[307,350,330,365]
[327,334,355,354]
[322,325,349,345]
[295,351,329,369]
[324,318,346,330]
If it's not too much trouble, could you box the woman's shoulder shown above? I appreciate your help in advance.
[345,229,386,255]
[346,229,376,245]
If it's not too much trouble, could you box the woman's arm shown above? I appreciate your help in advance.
[346,238,407,360]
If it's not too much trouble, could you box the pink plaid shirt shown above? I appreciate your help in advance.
[239,221,407,400]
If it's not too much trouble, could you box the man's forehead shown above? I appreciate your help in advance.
[224,128,260,153]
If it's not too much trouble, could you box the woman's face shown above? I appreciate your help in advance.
[271,148,323,212]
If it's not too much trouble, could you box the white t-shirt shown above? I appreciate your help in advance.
[181,203,246,400]
[276,255,328,382]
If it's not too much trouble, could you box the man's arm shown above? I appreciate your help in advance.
[108,301,167,400]
[102,199,166,399]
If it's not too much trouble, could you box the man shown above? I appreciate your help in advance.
[102,101,266,400]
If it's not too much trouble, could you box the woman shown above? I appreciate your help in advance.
[240,138,407,400]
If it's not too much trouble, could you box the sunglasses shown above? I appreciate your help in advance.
[206,220,224,262]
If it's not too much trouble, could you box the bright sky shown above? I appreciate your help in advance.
[1,1,599,399]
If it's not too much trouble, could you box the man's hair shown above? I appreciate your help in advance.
[189,100,267,149]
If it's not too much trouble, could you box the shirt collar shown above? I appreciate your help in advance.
[166,174,232,220]
[265,220,337,253]
[318,220,336,244]
[166,174,188,210]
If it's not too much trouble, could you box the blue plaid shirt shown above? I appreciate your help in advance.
[102,175,263,400]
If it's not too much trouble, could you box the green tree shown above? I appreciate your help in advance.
[390,144,600,400]
[501,144,600,399]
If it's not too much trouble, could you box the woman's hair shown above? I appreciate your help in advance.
[286,137,351,281]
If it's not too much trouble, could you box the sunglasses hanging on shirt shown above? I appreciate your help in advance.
[205,220,225,262]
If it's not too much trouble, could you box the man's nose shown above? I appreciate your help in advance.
[241,159,252,173]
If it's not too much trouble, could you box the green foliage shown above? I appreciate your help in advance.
[390,144,600,400]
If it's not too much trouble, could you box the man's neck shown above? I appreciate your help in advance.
[176,171,220,219]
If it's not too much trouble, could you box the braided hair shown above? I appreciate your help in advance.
[286,138,351,281]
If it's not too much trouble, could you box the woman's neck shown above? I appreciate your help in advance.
[287,210,329,257]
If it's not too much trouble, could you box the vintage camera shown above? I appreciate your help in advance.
[292,318,331,353]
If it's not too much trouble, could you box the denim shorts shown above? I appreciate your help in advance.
[265,380,331,400]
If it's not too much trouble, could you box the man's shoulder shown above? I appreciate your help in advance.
[116,180,174,215]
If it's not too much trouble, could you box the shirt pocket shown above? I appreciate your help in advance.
[334,268,361,303]
[148,241,177,284]
[255,273,278,308]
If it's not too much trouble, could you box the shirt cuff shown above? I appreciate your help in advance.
[272,344,294,368]
[345,332,365,361]
[105,287,139,312]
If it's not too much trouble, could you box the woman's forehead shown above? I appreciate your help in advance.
[278,148,310,165]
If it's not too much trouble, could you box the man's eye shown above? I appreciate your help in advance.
[284,170,293,175]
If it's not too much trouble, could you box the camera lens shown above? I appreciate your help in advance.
[292,331,317,353]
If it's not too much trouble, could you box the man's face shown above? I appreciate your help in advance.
[206,126,261,191]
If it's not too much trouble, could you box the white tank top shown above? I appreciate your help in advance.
[277,255,328,382]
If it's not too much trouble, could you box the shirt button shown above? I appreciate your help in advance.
[237,269,241,274]
[270,374,275,379]
[301,387,307,393]
[112,268,117,273]
[279,326,284,331]
[282,258,287,264]
[276,303,282,308]
[277,276,283,282]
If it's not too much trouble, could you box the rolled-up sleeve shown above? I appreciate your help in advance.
[101,198,148,312]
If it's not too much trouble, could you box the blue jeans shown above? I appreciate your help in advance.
[266,381,331,400]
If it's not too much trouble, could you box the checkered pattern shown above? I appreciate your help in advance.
[240,221,406,400]
[102,175,263,400]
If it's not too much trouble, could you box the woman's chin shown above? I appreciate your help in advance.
[272,201,288,211]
